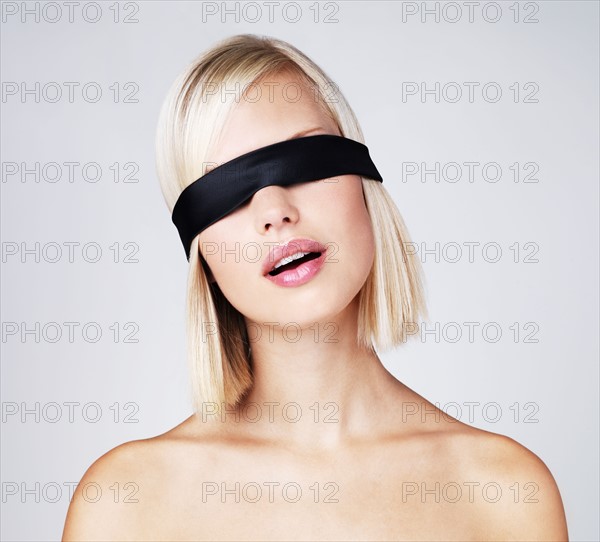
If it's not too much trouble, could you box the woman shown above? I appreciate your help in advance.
[62,34,568,541]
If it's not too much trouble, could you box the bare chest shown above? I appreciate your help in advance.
[134,463,485,541]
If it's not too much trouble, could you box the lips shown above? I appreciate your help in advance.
[261,238,328,277]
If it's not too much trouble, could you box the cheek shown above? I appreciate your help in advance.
[198,218,261,313]
[314,178,376,279]
[320,177,374,240]
[345,201,376,280]
[198,220,248,281]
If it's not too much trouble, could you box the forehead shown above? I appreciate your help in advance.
[208,71,338,166]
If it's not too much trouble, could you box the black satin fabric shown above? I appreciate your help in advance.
[171,134,383,260]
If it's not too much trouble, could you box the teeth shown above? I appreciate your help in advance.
[273,251,310,271]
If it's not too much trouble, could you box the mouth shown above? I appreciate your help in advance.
[262,238,329,287]
[267,251,323,276]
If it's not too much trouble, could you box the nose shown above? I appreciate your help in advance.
[251,185,300,234]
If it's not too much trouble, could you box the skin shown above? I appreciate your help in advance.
[62,71,569,541]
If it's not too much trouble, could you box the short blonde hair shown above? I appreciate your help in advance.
[155,34,428,412]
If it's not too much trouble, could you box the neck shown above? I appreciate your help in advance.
[230,297,405,450]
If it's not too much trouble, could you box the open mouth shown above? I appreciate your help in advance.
[268,252,322,276]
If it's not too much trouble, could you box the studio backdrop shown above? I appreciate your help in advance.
[1,1,598,540]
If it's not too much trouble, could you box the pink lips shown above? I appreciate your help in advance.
[262,238,328,287]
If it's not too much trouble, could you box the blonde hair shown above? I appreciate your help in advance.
[155,34,428,412]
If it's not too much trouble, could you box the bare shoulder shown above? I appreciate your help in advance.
[391,385,568,540]
[62,417,200,541]
[445,426,569,541]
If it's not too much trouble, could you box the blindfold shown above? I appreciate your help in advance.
[172,134,383,260]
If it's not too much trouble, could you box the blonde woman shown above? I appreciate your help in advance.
[63,34,568,541]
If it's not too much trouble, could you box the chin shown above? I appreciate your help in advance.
[275,287,361,328]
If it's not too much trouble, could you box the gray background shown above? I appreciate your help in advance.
[1,1,598,540]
